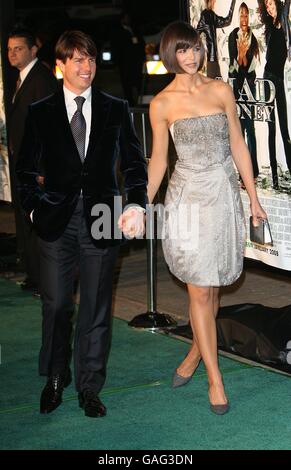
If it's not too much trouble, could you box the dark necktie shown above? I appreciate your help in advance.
[70,96,86,162]
[12,75,22,103]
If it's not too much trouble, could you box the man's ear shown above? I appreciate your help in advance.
[56,59,65,73]
[31,45,38,59]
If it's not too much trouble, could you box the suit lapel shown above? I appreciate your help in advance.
[53,88,83,168]
[44,88,112,166]
[51,88,112,165]
[12,61,40,107]
[85,88,112,160]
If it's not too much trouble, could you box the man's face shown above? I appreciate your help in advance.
[239,7,249,32]
[8,37,37,71]
[57,49,96,94]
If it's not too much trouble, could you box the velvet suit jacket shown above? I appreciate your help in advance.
[16,87,148,247]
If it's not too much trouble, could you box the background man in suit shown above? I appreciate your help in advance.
[7,27,58,293]
[16,30,147,418]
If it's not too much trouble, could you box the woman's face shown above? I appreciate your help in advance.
[239,7,249,32]
[264,0,277,18]
[176,45,201,75]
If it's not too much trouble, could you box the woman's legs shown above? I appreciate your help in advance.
[176,287,220,379]
[184,285,227,405]
[176,313,201,378]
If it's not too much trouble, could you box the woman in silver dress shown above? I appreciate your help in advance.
[147,21,266,414]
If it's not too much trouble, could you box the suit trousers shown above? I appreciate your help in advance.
[38,198,119,393]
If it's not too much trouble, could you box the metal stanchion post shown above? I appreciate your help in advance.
[128,108,177,330]
[128,206,177,329]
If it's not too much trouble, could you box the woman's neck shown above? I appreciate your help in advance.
[173,72,203,92]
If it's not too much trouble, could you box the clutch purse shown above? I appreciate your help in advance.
[249,216,273,246]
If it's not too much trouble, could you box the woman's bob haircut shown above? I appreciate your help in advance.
[159,21,205,74]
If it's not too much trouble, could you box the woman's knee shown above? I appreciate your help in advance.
[213,287,220,302]
[188,285,212,305]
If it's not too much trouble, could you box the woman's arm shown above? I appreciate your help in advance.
[147,96,170,204]
[219,82,267,222]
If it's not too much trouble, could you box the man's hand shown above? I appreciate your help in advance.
[118,207,145,239]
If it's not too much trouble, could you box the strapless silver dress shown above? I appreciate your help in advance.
[162,113,246,286]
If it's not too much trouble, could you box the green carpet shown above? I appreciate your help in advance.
[0,278,291,450]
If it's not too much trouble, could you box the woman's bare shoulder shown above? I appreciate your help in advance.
[200,74,213,85]
[150,87,174,115]
[204,79,234,106]
[210,79,233,95]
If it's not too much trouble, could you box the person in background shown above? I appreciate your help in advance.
[197,0,236,78]
[258,0,291,189]
[7,27,58,294]
[112,11,146,106]
[228,2,260,185]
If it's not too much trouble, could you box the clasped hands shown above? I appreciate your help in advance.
[236,36,249,62]
[118,207,145,239]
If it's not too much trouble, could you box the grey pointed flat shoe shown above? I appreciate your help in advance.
[210,401,229,415]
[172,370,193,388]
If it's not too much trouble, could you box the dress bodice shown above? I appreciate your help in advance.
[170,112,232,172]
[163,111,245,287]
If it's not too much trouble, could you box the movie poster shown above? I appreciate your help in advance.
[190,0,291,269]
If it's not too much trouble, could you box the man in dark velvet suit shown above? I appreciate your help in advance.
[16,31,147,417]
[7,28,59,292]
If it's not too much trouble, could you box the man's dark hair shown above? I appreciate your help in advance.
[9,27,37,49]
[55,30,97,62]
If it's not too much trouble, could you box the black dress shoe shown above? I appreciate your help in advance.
[40,369,72,414]
[78,390,107,418]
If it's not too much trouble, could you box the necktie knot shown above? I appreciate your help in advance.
[74,96,85,111]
